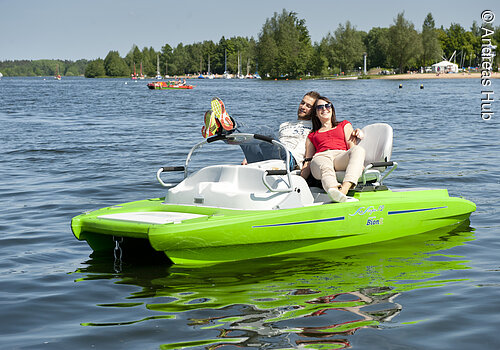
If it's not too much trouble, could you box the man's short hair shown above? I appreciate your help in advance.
[304,91,320,99]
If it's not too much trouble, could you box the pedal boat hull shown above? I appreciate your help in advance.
[71,188,475,265]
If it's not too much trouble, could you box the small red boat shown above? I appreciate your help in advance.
[147,81,194,90]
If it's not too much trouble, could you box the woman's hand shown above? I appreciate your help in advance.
[351,128,364,140]
[345,124,363,149]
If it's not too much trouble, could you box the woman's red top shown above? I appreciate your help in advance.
[307,120,350,153]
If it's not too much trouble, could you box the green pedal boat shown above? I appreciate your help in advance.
[71,124,476,265]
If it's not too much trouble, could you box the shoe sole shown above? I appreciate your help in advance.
[211,97,234,130]
[201,109,220,138]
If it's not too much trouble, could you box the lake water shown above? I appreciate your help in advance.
[0,76,499,349]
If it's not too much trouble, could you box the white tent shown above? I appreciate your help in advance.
[431,60,458,73]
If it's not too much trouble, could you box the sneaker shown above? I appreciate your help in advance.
[327,188,347,203]
[211,97,234,131]
[201,109,220,138]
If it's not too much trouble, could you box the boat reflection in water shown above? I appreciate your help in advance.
[75,221,474,349]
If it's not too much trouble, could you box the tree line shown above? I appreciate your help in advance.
[0,59,88,77]
[1,10,498,78]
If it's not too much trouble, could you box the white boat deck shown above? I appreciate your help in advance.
[98,212,205,225]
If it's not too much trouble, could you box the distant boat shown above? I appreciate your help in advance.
[0,72,3,78]
[147,81,194,90]
[237,52,244,79]
[55,64,61,80]
[223,49,231,79]
[139,61,145,79]
[245,58,252,79]
[155,55,163,79]
[131,63,138,80]
[336,76,358,80]
[207,54,214,79]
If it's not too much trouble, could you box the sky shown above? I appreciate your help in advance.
[1,0,499,61]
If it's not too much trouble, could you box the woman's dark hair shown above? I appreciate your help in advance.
[311,96,338,132]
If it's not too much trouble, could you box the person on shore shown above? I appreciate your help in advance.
[301,96,365,202]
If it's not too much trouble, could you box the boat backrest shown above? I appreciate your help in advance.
[358,123,393,166]
[165,161,314,210]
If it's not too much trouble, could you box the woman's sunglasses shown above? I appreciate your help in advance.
[316,103,332,111]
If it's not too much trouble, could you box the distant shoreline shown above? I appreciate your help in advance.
[369,72,498,80]
[1,72,498,80]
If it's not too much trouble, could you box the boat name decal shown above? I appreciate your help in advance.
[253,216,344,228]
[349,205,385,217]
[366,216,384,226]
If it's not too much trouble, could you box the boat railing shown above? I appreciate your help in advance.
[156,133,293,192]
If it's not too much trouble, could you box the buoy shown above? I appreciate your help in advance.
[420,84,424,89]
[399,84,402,89]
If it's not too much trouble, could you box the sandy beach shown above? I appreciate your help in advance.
[373,72,498,80]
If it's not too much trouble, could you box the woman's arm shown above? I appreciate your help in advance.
[300,138,315,179]
[344,123,355,149]
[345,123,364,149]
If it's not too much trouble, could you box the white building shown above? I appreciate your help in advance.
[431,60,459,73]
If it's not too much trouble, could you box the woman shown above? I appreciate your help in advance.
[301,96,365,202]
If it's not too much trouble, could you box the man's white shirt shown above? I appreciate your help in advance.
[278,120,312,167]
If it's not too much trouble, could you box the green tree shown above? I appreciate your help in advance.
[439,23,476,65]
[421,13,442,66]
[364,27,390,68]
[125,45,143,76]
[84,59,105,78]
[330,21,366,72]
[65,59,88,76]
[309,42,328,75]
[493,25,500,69]
[104,51,129,76]
[387,12,422,72]
[170,43,189,75]
[160,44,173,76]
[141,47,156,76]
[256,9,313,78]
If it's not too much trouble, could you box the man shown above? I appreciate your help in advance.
[240,91,320,166]
[277,91,320,167]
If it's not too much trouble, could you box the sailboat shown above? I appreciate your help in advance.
[139,61,145,79]
[253,62,262,79]
[54,64,61,80]
[245,58,252,79]
[237,51,245,79]
[198,56,204,79]
[207,54,214,79]
[155,55,163,79]
[223,49,231,79]
[131,63,138,80]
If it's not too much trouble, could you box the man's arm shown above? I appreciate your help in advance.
[300,138,315,179]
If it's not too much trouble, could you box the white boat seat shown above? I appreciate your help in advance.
[335,123,394,184]
[165,160,315,210]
